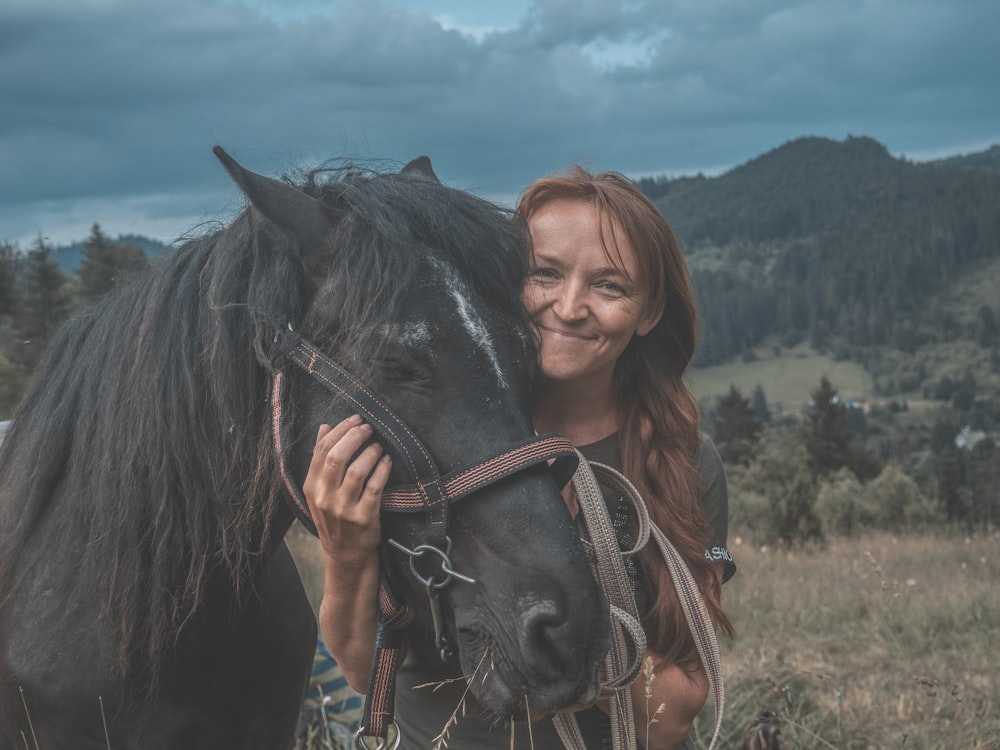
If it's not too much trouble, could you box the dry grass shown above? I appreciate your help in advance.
[694,529,1000,750]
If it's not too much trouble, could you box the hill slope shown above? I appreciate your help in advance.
[638,136,1000,390]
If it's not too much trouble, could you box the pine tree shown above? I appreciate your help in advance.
[78,224,148,302]
[974,305,998,348]
[0,242,20,317]
[712,385,762,465]
[934,447,966,523]
[751,384,771,424]
[952,370,977,413]
[965,438,1000,527]
[14,236,72,372]
[801,377,855,478]
[742,427,822,544]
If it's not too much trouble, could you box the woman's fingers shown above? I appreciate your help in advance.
[362,454,392,509]
[308,415,362,479]
[339,441,386,496]
[304,415,390,521]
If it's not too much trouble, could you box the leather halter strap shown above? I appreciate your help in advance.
[271,328,578,538]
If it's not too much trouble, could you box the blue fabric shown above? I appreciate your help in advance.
[298,634,364,739]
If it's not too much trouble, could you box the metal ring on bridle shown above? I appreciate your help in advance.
[354,721,401,750]
[387,537,477,588]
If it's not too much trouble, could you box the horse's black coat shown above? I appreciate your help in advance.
[0,150,608,748]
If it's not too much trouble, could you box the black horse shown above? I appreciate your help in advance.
[0,150,609,748]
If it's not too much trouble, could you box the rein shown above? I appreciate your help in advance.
[553,457,725,750]
[267,326,579,749]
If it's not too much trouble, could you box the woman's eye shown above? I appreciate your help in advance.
[598,280,624,294]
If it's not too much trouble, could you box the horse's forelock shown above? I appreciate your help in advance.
[300,166,530,360]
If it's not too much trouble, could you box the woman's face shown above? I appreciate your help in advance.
[522,199,659,388]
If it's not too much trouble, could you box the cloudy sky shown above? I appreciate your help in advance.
[2,0,998,247]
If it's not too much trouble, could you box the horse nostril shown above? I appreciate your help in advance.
[519,599,572,671]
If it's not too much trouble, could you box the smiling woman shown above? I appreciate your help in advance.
[523,198,661,407]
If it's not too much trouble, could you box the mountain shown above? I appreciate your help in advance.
[930,143,1000,174]
[53,233,173,273]
[637,136,1000,381]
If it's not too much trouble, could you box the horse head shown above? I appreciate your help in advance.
[214,148,610,722]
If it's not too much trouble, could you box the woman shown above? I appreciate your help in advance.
[303,168,735,749]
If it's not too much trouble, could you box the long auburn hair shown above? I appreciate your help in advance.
[517,167,732,665]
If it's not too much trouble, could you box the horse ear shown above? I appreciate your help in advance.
[213,146,341,259]
[401,155,440,182]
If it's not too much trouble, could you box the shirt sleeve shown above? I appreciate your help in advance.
[696,433,737,583]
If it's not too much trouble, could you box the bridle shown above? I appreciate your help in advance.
[268,325,578,749]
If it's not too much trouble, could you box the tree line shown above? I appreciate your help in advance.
[708,377,999,542]
[0,225,148,416]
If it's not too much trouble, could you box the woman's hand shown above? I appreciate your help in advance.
[302,415,392,692]
[303,415,391,568]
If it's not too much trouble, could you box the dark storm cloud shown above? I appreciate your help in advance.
[2,0,998,244]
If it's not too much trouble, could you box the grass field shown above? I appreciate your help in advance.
[289,527,1000,749]
[689,346,874,419]
[693,529,1000,750]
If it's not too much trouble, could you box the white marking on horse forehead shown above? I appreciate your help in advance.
[398,320,432,348]
[430,258,509,391]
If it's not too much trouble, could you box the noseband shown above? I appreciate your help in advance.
[268,326,578,748]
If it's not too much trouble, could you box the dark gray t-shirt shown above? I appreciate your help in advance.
[392,433,734,749]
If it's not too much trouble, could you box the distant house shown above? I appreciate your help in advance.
[955,426,989,450]
[805,396,868,413]
[843,398,868,412]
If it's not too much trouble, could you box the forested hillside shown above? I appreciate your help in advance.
[639,136,1000,369]
[637,137,1000,540]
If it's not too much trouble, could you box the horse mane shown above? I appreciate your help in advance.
[0,160,530,679]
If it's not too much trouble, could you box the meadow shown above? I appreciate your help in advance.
[692,530,1000,750]
[289,527,1000,749]
[689,345,874,417]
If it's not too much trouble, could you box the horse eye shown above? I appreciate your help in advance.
[383,365,415,383]
[379,357,431,386]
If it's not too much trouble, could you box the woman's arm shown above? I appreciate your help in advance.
[630,651,709,750]
[302,416,391,693]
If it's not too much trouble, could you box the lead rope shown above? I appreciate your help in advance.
[553,454,725,750]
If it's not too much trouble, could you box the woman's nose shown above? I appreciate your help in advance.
[552,284,588,321]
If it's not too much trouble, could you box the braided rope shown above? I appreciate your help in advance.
[554,455,725,750]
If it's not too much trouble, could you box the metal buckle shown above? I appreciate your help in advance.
[354,721,400,750]
[387,537,476,588]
